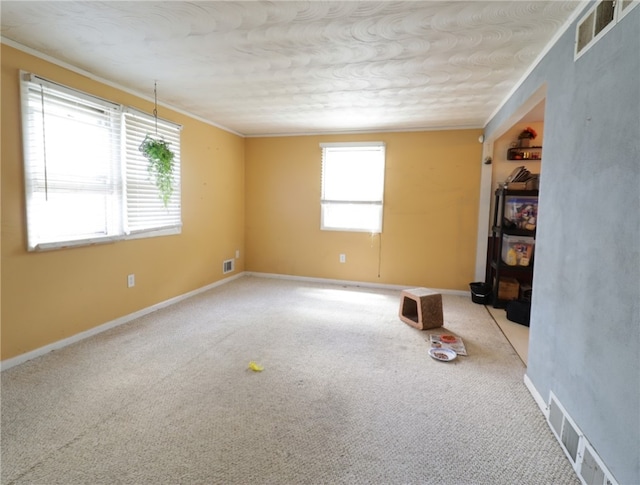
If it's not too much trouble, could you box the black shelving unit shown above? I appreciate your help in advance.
[486,188,538,308]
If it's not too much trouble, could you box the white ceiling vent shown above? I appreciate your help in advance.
[575,0,639,59]
[547,392,619,485]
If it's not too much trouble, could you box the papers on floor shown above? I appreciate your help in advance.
[430,334,467,356]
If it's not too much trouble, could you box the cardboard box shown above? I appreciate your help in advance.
[507,178,539,190]
[498,277,519,301]
[399,288,443,330]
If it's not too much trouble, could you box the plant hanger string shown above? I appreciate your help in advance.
[139,80,176,207]
[153,81,158,136]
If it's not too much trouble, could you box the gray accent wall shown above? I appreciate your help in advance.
[485,5,639,485]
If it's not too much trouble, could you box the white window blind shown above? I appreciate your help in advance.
[21,74,123,250]
[20,72,182,251]
[123,109,181,234]
[320,142,386,233]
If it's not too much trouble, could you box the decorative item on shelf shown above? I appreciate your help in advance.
[507,146,542,161]
[139,81,175,207]
[517,126,537,148]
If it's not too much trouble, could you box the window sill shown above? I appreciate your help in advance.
[29,225,181,252]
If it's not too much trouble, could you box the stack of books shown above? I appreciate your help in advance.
[503,166,539,190]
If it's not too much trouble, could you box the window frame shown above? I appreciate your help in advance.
[20,72,182,251]
[574,0,638,59]
[122,107,182,238]
[320,141,386,234]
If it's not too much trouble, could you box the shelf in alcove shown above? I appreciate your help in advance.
[507,146,542,161]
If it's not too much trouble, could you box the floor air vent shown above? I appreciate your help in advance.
[223,259,234,274]
[547,392,618,485]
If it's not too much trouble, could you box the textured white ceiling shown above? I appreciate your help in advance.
[1,1,579,136]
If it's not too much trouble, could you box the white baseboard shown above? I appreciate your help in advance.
[245,271,469,296]
[2,271,467,371]
[0,272,244,371]
[524,373,549,418]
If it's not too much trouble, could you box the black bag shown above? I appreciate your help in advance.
[506,301,531,326]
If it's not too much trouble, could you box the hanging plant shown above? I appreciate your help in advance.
[138,81,175,207]
[139,135,175,206]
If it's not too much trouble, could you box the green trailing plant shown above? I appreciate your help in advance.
[139,135,175,206]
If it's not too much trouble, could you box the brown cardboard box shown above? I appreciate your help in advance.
[498,277,520,300]
[507,178,539,190]
[398,287,443,330]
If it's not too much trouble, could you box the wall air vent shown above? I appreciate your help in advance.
[223,259,234,274]
[581,444,607,485]
[547,392,619,485]
[548,395,564,436]
[575,0,639,59]
[561,415,580,463]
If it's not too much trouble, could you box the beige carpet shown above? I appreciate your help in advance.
[1,275,578,484]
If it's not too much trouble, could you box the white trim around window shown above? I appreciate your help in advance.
[320,141,386,233]
[20,72,182,251]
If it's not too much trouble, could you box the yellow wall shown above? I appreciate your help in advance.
[245,130,483,288]
[2,44,484,362]
[1,45,245,360]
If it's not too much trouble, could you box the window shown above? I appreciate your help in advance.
[320,142,386,233]
[575,0,638,59]
[20,73,181,251]
[123,109,181,235]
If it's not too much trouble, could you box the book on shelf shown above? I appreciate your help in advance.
[503,166,539,189]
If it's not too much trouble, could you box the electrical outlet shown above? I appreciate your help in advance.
[339,254,346,263]
[235,249,240,259]
[127,274,135,288]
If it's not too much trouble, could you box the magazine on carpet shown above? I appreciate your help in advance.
[429,334,467,356]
